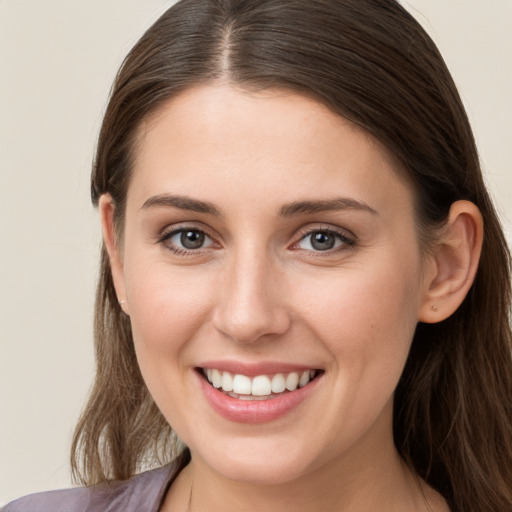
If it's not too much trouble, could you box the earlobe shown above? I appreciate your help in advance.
[419,200,483,324]
[99,194,129,315]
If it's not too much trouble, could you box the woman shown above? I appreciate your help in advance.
[5,0,512,511]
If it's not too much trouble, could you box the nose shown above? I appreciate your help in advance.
[212,250,292,344]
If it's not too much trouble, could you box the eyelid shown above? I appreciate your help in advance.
[153,222,355,255]
[290,224,357,251]
[155,223,219,253]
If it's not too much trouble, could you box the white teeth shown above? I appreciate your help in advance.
[211,369,222,388]
[271,373,286,393]
[299,370,310,388]
[232,374,252,395]
[204,368,318,397]
[238,394,254,400]
[252,375,272,396]
[285,372,299,391]
[221,371,233,392]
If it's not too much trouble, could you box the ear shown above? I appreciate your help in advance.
[419,200,483,323]
[99,194,130,315]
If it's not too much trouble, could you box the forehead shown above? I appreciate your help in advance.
[128,84,414,216]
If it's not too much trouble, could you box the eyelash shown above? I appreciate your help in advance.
[291,226,356,254]
[156,225,356,256]
[156,225,215,256]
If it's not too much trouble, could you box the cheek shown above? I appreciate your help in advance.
[123,249,217,360]
[123,260,218,422]
[295,254,422,387]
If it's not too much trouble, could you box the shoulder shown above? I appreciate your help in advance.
[2,464,180,512]
[2,487,90,512]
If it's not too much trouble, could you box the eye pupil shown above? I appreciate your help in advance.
[311,231,335,251]
[180,230,205,249]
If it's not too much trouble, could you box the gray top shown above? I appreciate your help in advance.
[3,461,184,512]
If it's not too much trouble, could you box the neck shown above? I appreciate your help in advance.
[164,437,434,512]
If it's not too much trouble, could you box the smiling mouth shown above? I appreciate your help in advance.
[200,368,322,401]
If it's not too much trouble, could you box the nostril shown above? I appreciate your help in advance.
[212,302,292,344]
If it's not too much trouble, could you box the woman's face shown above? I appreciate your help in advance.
[107,85,434,484]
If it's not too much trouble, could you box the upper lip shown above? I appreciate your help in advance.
[196,360,322,377]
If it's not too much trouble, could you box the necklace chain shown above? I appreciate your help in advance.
[185,473,434,512]
[186,478,193,512]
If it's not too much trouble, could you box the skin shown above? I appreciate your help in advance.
[101,85,482,511]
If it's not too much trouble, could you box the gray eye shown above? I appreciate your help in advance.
[297,230,346,252]
[310,231,336,251]
[167,229,214,251]
[180,230,205,249]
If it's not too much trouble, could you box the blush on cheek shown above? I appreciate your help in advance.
[127,266,211,341]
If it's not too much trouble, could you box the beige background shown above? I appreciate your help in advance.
[1,0,510,505]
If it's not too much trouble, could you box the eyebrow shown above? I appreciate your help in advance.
[141,194,222,216]
[279,197,378,217]
[141,194,377,217]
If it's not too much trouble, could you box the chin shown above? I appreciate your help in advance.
[190,434,322,486]
[213,456,311,486]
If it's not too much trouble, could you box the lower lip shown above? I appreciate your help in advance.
[197,371,322,424]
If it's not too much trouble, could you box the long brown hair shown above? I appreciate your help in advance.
[72,1,512,510]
